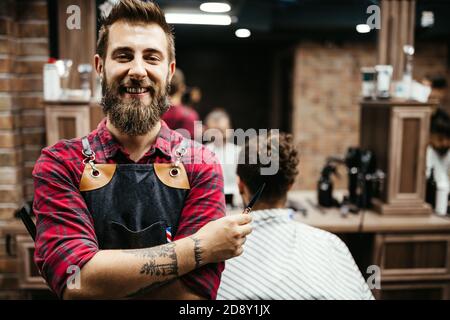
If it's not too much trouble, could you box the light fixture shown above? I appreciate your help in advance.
[165,13,232,25]
[200,2,231,13]
[356,24,370,33]
[235,28,251,38]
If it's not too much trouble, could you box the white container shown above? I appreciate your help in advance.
[375,65,393,99]
[435,182,449,216]
[361,67,375,99]
[402,72,413,99]
[43,60,61,101]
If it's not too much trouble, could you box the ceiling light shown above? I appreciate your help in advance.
[200,2,231,13]
[235,28,251,38]
[165,13,232,25]
[356,24,371,33]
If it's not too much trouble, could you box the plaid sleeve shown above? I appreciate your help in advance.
[173,145,226,300]
[32,148,99,298]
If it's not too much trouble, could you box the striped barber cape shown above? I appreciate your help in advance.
[217,209,375,300]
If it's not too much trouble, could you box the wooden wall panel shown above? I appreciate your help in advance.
[57,0,96,90]
[400,118,420,193]
[377,0,416,80]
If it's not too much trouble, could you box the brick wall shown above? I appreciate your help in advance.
[292,41,449,190]
[0,0,48,299]
[0,0,47,216]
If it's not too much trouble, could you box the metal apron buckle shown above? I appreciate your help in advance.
[82,137,101,178]
[170,142,188,177]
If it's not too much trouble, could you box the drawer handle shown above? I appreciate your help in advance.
[5,234,16,257]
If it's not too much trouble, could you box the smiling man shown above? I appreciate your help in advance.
[32,0,252,300]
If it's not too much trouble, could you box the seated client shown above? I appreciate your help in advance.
[217,133,374,300]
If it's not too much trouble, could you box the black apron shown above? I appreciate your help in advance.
[79,137,190,250]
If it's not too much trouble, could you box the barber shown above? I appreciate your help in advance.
[32,0,252,300]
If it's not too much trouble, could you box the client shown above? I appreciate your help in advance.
[217,133,375,300]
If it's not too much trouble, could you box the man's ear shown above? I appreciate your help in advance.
[94,54,104,77]
[287,183,294,191]
[168,61,176,83]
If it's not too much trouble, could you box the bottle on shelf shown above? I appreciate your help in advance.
[43,57,61,101]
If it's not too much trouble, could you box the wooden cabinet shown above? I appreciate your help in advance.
[360,100,435,215]
[0,220,54,299]
[375,281,450,300]
[16,235,47,290]
[371,233,450,299]
[374,234,450,280]
[45,101,104,146]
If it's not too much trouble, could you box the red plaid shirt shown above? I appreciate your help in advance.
[161,104,200,139]
[32,119,225,299]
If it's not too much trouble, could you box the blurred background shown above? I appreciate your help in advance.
[1,0,450,300]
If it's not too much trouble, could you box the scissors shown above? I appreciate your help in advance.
[242,183,266,214]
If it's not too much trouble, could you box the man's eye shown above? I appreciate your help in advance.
[146,56,160,62]
[116,54,131,61]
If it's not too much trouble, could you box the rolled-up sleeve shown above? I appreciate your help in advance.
[33,148,99,298]
[174,146,226,299]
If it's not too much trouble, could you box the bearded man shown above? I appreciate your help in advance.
[32,0,252,300]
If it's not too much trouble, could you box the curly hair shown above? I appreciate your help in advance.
[237,132,300,202]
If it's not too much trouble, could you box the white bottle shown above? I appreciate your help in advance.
[435,181,449,216]
[402,72,412,100]
[43,58,61,101]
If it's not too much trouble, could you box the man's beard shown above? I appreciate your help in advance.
[101,73,171,136]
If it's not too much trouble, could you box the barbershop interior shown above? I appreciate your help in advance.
[1,0,450,301]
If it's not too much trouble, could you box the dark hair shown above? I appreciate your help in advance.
[169,68,185,96]
[97,0,175,62]
[431,76,448,89]
[424,75,448,89]
[431,108,450,138]
[237,132,300,202]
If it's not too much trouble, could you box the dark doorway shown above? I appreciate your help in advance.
[175,43,277,131]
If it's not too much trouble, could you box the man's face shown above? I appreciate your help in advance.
[430,133,450,157]
[96,21,175,136]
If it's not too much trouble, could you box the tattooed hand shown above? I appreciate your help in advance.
[190,214,253,265]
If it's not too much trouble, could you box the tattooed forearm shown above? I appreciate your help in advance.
[122,243,179,299]
[121,242,179,277]
[140,261,177,277]
[125,280,173,298]
[189,236,203,268]
[121,242,177,260]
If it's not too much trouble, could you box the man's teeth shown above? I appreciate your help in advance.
[125,87,149,94]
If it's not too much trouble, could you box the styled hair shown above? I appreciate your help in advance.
[237,132,300,202]
[431,108,450,138]
[97,0,175,62]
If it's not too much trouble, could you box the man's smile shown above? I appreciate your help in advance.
[120,86,151,98]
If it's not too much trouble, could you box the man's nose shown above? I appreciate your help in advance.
[128,58,147,80]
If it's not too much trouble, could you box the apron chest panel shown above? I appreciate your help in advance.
[81,163,189,249]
